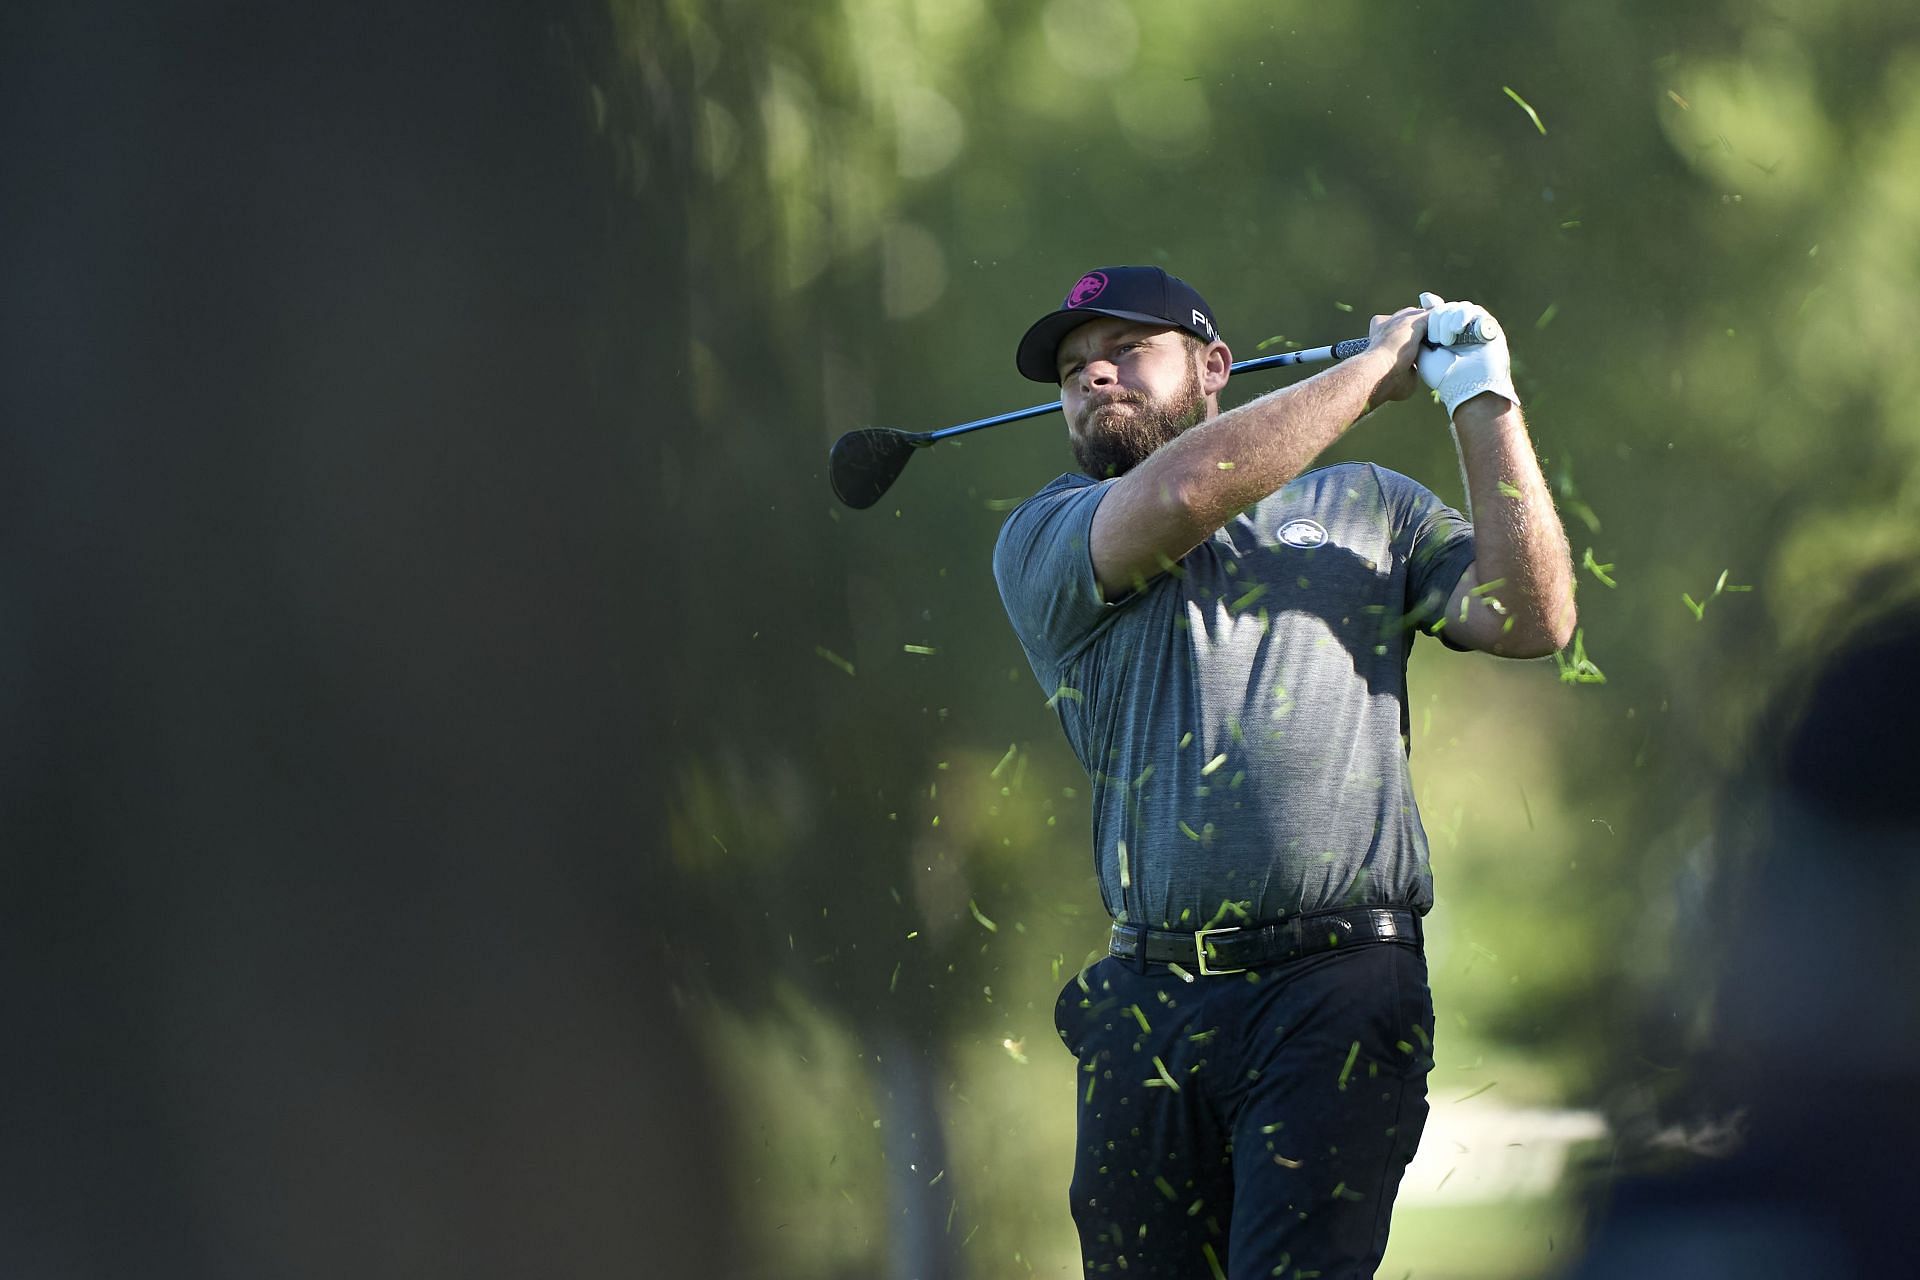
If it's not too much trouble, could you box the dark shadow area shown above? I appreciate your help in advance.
[1558,586,1920,1278]
[0,4,733,1274]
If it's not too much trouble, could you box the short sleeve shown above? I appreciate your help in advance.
[992,475,1123,673]
[1370,465,1477,632]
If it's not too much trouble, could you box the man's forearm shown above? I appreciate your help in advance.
[1131,349,1396,530]
[1451,396,1576,652]
[1088,307,1426,601]
[1087,353,1391,599]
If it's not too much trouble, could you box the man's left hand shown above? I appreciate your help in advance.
[1415,292,1518,418]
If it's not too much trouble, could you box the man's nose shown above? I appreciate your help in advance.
[1081,359,1117,389]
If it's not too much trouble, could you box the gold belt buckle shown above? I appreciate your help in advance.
[1195,925,1246,976]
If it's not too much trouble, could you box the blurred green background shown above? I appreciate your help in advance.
[633,0,1920,1275]
[5,0,1916,1276]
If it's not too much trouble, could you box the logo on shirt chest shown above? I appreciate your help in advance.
[1276,518,1329,549]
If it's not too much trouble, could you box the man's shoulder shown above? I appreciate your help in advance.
[992,472,1099,579]
[1019,471,1098,505]
[1263,461,1384,511]
[996,472,1100,536]
[1283,460,1395,493]
[1277,461,1443,511]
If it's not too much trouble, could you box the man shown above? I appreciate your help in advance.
[991,266,1575,1278]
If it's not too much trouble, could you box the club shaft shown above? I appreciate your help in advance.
[1230,336,1374,376]
[924,337,1373,443]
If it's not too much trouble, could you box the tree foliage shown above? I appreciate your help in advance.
[618,1,1920,1273]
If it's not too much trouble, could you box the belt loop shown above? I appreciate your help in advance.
[1127,921,1150,975]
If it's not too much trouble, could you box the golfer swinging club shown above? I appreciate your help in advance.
[992,266,1576,1278]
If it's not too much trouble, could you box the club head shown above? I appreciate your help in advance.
[829,428,928,509]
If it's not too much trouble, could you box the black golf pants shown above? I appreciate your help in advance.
[1053,941,1434,1279]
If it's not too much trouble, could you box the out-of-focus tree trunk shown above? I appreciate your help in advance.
[877,1030,965,1279]
[0,3,732,1275]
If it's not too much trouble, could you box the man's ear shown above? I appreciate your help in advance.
[1201,340,1232,397]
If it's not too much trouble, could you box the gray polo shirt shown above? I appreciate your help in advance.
[993,462,1476,930]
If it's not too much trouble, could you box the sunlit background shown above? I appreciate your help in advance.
[645,2,1920,1275]
[5,1,1918,1276]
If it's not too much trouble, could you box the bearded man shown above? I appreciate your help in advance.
[991,266,1576,1278]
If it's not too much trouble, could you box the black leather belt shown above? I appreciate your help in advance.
[1108,907,1422,975]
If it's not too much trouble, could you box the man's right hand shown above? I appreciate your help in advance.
[1364,306,1429,408]
[1415,292,1519,418]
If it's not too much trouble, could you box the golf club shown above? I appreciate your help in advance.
[828,321,1488,509]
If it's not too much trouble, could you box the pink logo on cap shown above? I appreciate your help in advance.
[1067,272,1109,308]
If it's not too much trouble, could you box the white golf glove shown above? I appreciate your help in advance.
[1416,291,1518,417]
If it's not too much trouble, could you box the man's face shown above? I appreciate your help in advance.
[1055,318,1209,478]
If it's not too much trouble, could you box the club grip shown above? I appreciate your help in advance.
[1331,337,1371,360]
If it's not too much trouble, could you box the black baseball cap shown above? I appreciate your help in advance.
[1015,266,1222,383]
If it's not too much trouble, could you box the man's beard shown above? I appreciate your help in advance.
[1069,364,1207,479]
